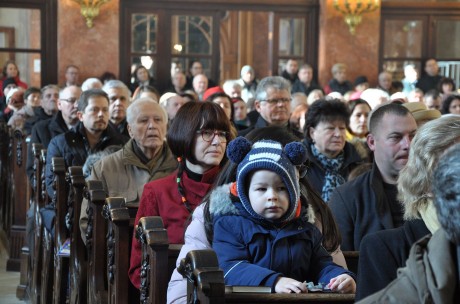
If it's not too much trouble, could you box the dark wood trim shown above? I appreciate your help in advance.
[120,0,319,88]
[0,0,58,86]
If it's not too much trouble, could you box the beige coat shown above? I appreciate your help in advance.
[79,139,177,243]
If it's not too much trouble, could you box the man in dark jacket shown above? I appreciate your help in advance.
[416,58,443,93]
[291,64,322,96]
[26,85,82,183]
[238,76,303,139]
[328,103,417,251]
[45,88,127,197]
[281,59,299,84]
[358,143,460,303]
[102,79,131,139]
[23,84,60,131]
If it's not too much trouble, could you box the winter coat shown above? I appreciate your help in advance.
[45,122,127,198]
[356,219,431,300]
[26,111,69,183]
[210,184,354,290]
[328,163,400,251]
[129,165,220,289]
[291,78,322,96]
[79,139,178,243]
[302,140,362,198]
[358,229,460,303]
[238,115,303,140]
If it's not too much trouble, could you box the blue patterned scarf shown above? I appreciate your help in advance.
[311,144,345,202]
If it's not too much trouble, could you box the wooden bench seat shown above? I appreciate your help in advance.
[179,250,355,304]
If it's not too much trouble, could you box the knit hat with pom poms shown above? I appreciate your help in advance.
[226,136,307,222]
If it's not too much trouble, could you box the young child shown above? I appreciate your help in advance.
[210,137,356,294]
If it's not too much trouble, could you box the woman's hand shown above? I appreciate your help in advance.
[274,277,308,294]
[328,274,356,294]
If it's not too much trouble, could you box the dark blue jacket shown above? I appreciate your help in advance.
[210,185,354,290]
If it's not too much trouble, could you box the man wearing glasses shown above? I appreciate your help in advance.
[26,85,82,183]
[239,76,302,139]
[25,84,82,249]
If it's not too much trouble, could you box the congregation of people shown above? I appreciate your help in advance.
[2,56,460,303]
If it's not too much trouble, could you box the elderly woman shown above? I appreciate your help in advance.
[356,115,460,301]
[129,101,233,289]
[303,98,362,202]
[79,98,178,243]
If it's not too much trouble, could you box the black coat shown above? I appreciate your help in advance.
[26,111,69,183]
[291,78,322,96]
[355,219,431,301]
[237,115,303,140]
[302,141,362,200]
[328,163,400,251]
[44,122,127,198]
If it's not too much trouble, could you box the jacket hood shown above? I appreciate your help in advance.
[209,183,315,224]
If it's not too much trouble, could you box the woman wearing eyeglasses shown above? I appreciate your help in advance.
[129,101,233,289]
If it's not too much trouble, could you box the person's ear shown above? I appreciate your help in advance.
[77,111,84,122]
[308,127,316,142]
[255,100,261,113]
[367,133,376,151]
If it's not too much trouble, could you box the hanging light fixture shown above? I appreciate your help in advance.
[333,0,380,35]
[72,0,111,28]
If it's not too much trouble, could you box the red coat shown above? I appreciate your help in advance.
[128,166,220,289]
[0,76,28,97]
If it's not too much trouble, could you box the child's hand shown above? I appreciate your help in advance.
[328,274,356,294]
[274,277,308,294]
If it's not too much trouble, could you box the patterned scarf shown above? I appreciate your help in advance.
[311,144,345,202]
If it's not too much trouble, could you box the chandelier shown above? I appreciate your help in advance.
[72,0,111,28]
[333,0,380,35]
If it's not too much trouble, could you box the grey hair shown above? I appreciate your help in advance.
[432,142,460,244]
[102,79,132,98]
[255,76,291,101]
[398,115,460,220]
[126,97,168,126]
[81,78,103,91]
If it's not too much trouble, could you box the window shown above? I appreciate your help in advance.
[380,3,460,88]
[0,1,57,86]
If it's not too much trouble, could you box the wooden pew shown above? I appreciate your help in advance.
[25,143,45,303]
[85,180,109,304]
[68,166,87,304]
[136,216,182,304]
[179,250,355,304]
[0,121,9,231]
[103,197,140,304]
[6,129,30,271]
[343,251,359,275]
[52,157,69,304]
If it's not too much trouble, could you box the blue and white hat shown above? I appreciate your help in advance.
[226,137,307,222]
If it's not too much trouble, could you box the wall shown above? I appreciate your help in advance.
[58,0,120,86]
[318,0,381,88]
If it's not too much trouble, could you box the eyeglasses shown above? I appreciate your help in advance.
[259,98,291,105]
[59,97,78,104]
[196,129,229,143]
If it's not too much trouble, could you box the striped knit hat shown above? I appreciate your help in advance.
[226,137,307,222]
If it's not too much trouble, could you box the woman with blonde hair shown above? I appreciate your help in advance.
[356,115,460,300]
